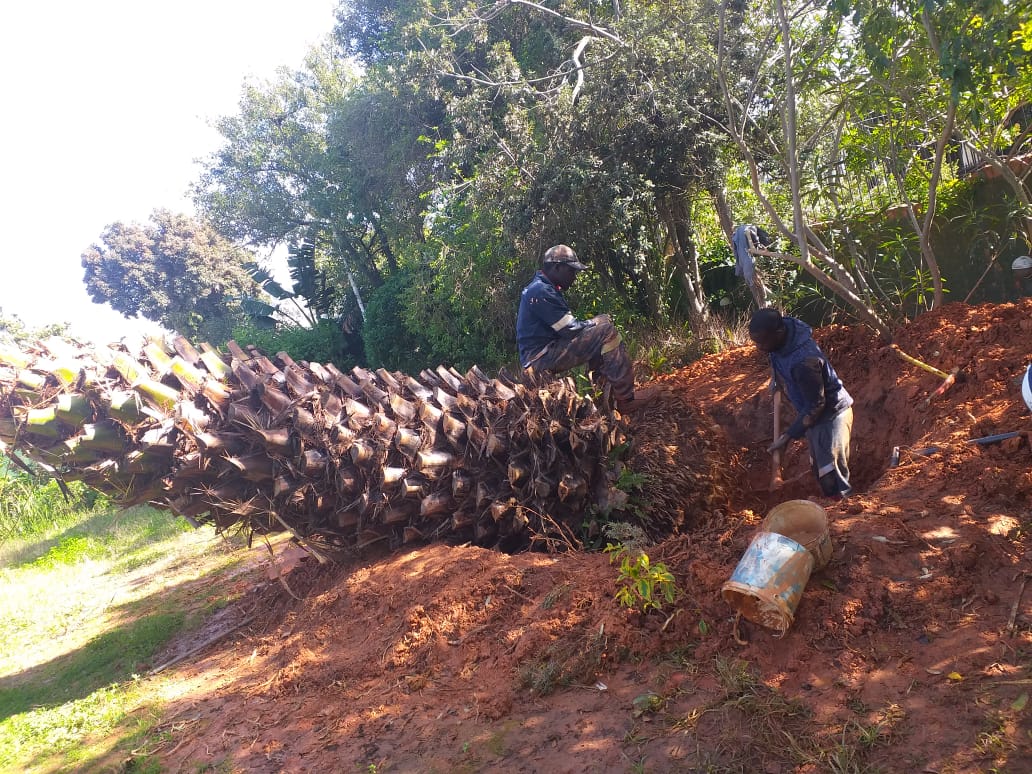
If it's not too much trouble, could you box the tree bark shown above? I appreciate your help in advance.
[658,195,708,325]
[710,183,735,241]
[0,336,711,557]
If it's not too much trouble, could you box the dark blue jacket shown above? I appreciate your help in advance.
[516,271,575,367]
[768,317,853,438]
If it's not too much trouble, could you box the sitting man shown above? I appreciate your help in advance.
[748,308,854,499]
[516,244,658,412]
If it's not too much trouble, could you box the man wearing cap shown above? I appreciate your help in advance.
[516,244,658,412]
[1012,255,1032,297]
[748,308,854,499]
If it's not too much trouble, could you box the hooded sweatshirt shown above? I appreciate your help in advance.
[768,316,853,439]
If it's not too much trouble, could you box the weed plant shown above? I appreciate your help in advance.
[604,542,677,614]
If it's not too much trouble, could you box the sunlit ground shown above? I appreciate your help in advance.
[0,508,263,772]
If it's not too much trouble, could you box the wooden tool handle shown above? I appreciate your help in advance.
[770,389,783,489]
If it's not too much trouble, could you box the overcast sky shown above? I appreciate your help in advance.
[0,0,338,343]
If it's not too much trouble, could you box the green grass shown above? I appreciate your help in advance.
[0,682,152,771]
[2,502,193,570]
[0,494,253,773]
[0,467,108,542]
[0,611,185,717]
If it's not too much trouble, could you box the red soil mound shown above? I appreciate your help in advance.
[147,301,1032,773]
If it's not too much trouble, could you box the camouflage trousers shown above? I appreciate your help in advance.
[525,314,634,401]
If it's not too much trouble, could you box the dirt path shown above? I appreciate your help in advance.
[144,300,1032,773]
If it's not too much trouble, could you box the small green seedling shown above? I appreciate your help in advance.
[605,543,677,613]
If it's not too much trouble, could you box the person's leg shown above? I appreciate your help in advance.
[533,315,635,401]
[805,407,853,497]
[587,315,635,401]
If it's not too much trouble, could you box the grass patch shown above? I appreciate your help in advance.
[518,624,607,696]
[0,610,184,719]
[663,658,903,773]
[30,533,100,569]
[0,499,253,772]
[0,682,155,772]
[2,503,193,570]
[0,467,109,541]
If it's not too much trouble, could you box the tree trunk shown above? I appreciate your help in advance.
[0,336,725,559]
[913,99,955,309]
[710,183,735,241]
[658,195,709,325]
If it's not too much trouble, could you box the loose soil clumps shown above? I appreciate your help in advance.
[149,300,1032,773]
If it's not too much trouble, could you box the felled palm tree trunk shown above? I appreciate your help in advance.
[0,335,633,558]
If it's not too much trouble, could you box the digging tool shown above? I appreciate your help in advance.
[967,430,1023,445]
[769,390,784,490]
[890,345,964,406]
[921,366,961,408]
[890,344,950,380]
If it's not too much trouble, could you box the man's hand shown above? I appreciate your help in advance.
[557,318,595,340]
[768,433,790,454]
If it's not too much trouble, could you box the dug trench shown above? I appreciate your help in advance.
[142,299,1032,773]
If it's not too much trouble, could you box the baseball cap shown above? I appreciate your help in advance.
[542,245,587,271]
[1012,255,1032,271]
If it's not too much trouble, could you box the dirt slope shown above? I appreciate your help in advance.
[142,300,1032,773]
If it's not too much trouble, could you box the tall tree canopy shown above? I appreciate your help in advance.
[178,0,1032,368]
[81,210,260,343]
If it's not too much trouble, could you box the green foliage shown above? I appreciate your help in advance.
[0,466,109,544]
[362,267,442,373]
[632,690,666,718]
[232,319,354,367]
[0,683,148,771]
[80,210,259,343]
[363,246,516,372]
[401,208,520,370]
[181,0,1032,370]
[615,467,649,495]
[31,535,99,569]
[642,339,672,376]
[244,240,349,328]
[0,310,70,346]
[807,175,1026,321]
[601,521,650,554]
[604,543,677,614]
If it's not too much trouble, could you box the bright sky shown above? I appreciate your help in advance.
[0,0,338,344]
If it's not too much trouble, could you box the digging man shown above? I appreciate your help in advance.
[516,244,658,413]
[749,308,854,500]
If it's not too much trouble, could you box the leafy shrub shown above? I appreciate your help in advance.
[364,261,516,373]
[604,543,677,614]
[362,268,441,374]
[231,319,360,367]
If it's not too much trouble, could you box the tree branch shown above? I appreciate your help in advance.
[494,0,626,47]
[571,35,592,104]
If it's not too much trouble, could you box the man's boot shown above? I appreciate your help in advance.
[617,385,660,413]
